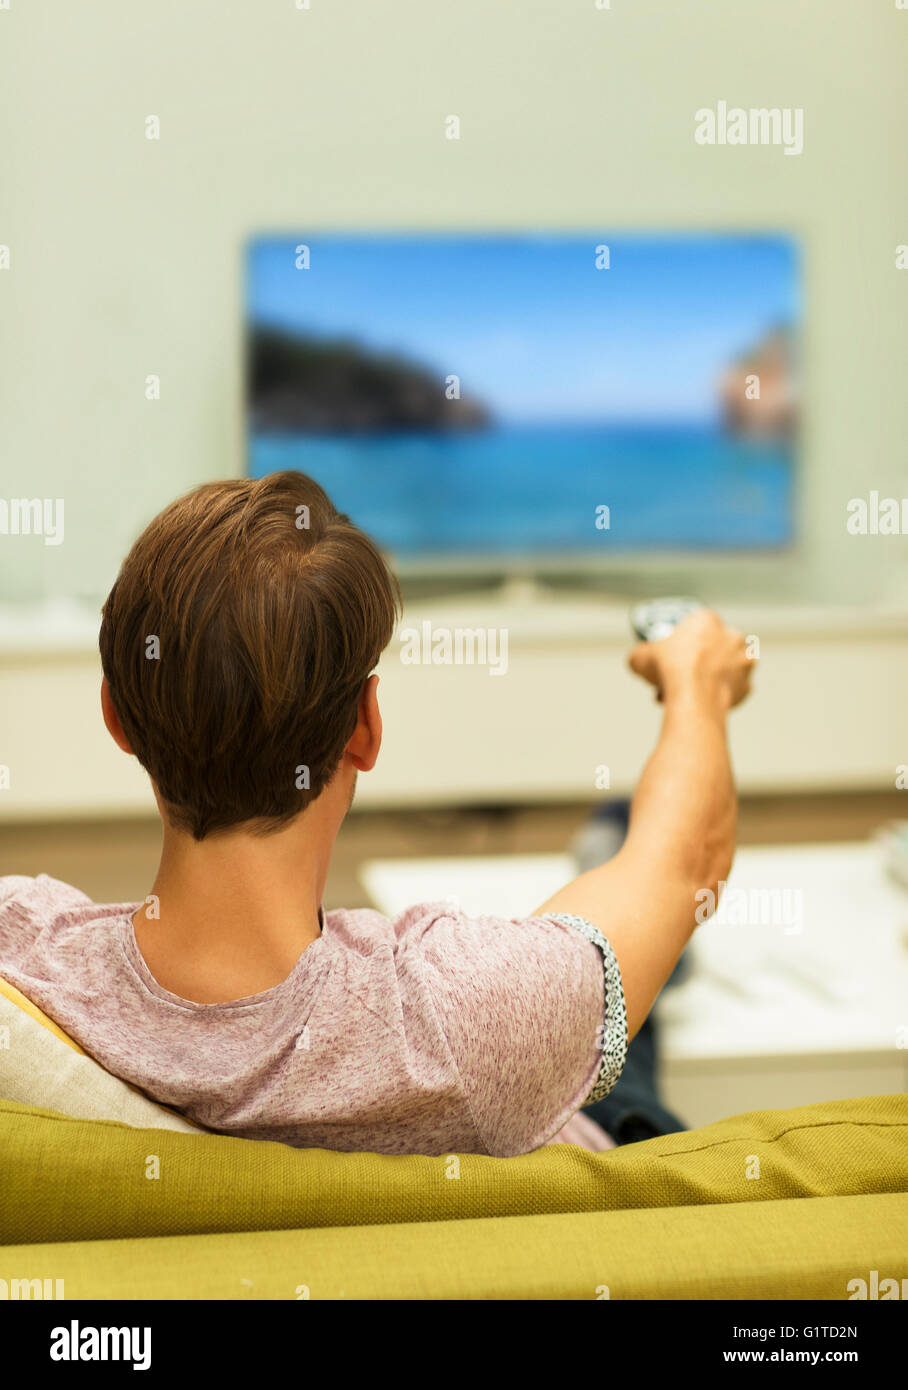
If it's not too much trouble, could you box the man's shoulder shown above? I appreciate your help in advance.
[325,901,583,969]
[0,874,102,965]
[0,873,94,917]
[322,900,453,953]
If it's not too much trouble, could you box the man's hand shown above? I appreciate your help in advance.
[628,607,756,712]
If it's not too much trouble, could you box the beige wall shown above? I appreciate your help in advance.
[1,0,907,610]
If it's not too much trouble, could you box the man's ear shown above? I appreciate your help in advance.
[101,677,133,755]
[345,673,382,773]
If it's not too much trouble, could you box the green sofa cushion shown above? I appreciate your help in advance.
[2,1193,905,1300]
[2,1093,906,1246]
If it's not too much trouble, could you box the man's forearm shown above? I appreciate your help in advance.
[625,688,737,898]
[536,689,737,1038]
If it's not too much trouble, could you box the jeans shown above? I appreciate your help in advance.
[581,1014,686,1145]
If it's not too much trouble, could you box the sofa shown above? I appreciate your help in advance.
[2,972,906,1300]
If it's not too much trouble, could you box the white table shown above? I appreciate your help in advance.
[362,842,908,1127]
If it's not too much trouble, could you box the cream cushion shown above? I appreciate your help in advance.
[0,974,198,1133]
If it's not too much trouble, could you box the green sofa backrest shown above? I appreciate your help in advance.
[2,1093,906,1247]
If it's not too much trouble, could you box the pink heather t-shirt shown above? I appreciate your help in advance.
[0,874,627,1157]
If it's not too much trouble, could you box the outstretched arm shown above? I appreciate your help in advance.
[535,608,755,1040]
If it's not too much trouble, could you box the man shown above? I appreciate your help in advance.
[0,471,754,1156]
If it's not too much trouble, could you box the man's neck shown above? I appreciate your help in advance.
[132,790,344,1004]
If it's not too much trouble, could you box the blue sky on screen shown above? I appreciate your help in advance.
[247,234,799,425]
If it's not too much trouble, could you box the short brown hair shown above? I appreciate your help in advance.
[100,471,401,839]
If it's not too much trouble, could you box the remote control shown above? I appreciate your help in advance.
[630,597,703,643]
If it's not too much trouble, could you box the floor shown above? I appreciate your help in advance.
[2,791,903,910]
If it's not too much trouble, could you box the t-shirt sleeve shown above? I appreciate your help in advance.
[0,874,91,963]
[0,876,40,960]
[417,907,627,1157]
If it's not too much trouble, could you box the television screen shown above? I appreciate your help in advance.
[246,233,799,565]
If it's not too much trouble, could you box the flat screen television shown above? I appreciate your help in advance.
[246,233,799,571]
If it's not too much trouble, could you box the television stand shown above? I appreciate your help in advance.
[398,569,647,605]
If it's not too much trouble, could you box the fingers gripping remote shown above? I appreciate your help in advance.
[630,597,703,643]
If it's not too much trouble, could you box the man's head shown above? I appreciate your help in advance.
[99,471,401,839]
